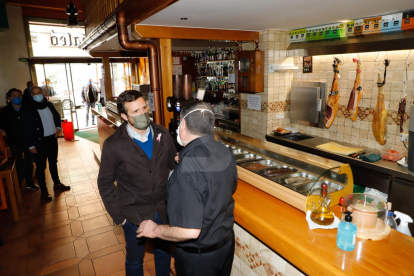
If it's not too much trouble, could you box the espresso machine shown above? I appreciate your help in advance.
[408,106,414,176]
[166,74,194,142]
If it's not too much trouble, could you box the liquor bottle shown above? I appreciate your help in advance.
[310,183,335,225]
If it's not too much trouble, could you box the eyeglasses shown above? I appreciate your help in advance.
[133,105,149,115]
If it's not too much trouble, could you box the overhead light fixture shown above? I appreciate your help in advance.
[65,1,79,27]
[180,17,188,20]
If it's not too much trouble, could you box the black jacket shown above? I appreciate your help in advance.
[0,104,25,145]
[97,121,176,225]
[21,100,61,150]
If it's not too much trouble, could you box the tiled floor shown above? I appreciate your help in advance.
[0,137,175,276]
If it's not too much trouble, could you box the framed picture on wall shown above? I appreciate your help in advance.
[303,56,313,73]
[0,178,7,211]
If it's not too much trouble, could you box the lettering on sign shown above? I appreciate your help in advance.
[50,30,85,47]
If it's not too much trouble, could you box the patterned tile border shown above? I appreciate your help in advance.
[241,100,410,126]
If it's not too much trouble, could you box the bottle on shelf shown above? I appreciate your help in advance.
[310,183,335,225]
[336,211,357,251]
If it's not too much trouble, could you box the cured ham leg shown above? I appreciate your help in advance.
[325,58,341,129]
[372,73,387,145]
[347,58,362,121]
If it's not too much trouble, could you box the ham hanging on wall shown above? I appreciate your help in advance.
[347,58,362,121]
[372,59,390,146]
[324,58,341,128]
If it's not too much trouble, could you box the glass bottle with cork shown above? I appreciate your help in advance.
[310,183,335,225]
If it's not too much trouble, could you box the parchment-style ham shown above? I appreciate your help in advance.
[324,58,341,129]
[347,58,362,121]
[372,73,388,145]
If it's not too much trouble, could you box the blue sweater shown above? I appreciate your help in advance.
[133,128,153,160]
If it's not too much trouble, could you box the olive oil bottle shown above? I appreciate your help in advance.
[310,183,335,225]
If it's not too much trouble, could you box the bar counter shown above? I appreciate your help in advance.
[92,108,414,275]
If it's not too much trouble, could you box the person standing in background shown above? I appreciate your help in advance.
[22,81,34,105]
[21,86,70,202]
[41,79,56,97]
[0,88,38,191]
[81,79,99,126]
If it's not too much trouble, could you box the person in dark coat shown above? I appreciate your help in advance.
[0,88,38,190]
[22,81,34,105]
[97,90,176,276]
[21,86,70,201]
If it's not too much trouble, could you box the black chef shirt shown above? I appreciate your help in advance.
[167,134,238,248]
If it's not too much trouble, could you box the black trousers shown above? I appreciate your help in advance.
[9,142,34,187]
[174,232,235,276]
[32,135,60,191]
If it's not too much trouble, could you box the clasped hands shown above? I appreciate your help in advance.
[136,220,158,239]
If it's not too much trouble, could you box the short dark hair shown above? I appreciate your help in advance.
[27,81,33,86]
[180,101,215,136]
[6,88,22,98]
[117,90,144,117]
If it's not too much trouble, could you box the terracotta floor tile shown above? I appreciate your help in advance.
[66,195,76,206]
[75,191,99,203]
[69,207,80,220]
[108,270,126,276]
[41,236,77,251]
[68,168,88,176]
[70,174,91,184]
[78,210,108,221]
[72,183,94,193]
[41,220,74,232]
[42,206,71,216]
[42,242,76,267]
[28,248,43,273]
[79,259,95,276]
[143,260,156,270]
[30,231,42,248]
[41,198,67,211]
[71,220,84,236]
[74,237,90,258]
[144,270,152,276]
[44,264,80,276]
[84,244,125,260]
[0,255,28,276]
[0,219,31,241]
[82,215,110,232]
[42,224,73,243]
[74,198,102,207]
[149,268,156,276]
[70,180,92,187]
[86,231,119,252]
[0,236,30,256]
[92,251,126,276]
[78,201,104,216]
[80,225,114,238]
[43,210,69,225]
[38,257,82,276]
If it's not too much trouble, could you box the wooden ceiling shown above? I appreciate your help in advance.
[6,0,84,21]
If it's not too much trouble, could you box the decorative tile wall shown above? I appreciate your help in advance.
[241,30,414,151]
[231,223,305,276]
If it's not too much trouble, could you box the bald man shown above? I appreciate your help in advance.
[21,86,70,201]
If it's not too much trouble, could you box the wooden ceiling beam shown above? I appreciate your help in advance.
[133,25,259,42]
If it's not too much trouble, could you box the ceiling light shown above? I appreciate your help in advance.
[65,1,79,27]
[180,17,188,21]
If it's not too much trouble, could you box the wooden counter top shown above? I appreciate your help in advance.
[234,180,414,276]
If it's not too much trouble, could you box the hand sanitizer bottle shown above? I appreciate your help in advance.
[336,211,357,251]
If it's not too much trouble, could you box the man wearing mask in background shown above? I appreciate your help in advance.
[138,102,238,276]
[22,81,34,105]
[21,86,70,201]
[98,90,176,276]
[0,88,38,190]
[81,79,99,126]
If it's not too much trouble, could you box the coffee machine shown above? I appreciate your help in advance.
[166,74,194,143]
[408,106,414,176]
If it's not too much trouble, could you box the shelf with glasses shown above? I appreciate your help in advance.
[196,59,235,64]
[197,76,229,78]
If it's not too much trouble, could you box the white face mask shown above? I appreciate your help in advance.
[177,109,214,147]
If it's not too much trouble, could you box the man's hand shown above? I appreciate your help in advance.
[121,219,127,226]
[30,147,37,154]
[137,220,158,238]
[55,129,61,138]
[175,152,179,163]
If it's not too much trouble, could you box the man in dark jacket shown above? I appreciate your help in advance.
[98,90,176,276]
[0,88,38,190]
[22,81,34,105]
[81,79,99,125]
[21,86,70,201]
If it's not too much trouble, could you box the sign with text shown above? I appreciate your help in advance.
[247,95,261,111]
[50,30,85,47]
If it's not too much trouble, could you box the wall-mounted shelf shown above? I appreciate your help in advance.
[196,59,235,64]
[287,30,414,56]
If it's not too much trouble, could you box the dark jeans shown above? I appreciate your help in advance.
[85,102,95,123]
[9,142,34,187]
[174,231,235,276]
[122,212,171,276]
[32,135,60,191]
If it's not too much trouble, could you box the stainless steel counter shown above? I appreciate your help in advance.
[265,134,414,184]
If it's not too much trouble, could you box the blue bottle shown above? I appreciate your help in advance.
[336,211,357,251]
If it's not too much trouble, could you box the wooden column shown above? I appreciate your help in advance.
[159,39,173,128]
[102,57,113,100]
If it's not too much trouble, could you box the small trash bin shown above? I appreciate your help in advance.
[62,121,74,140]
